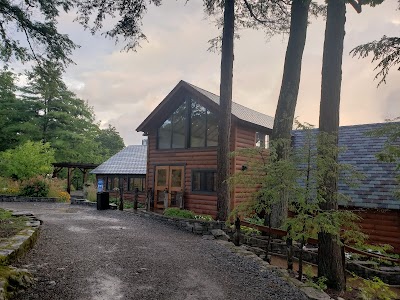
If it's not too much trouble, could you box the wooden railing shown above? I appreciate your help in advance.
[240,220,400,264]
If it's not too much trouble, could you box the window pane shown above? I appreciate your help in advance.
[128,178,134,191]
[205,172,216,192]
[172,103,186,148]
[157,169,167,186]
[171,169,183,188]
[192,172,201,191]
[207,110,218,146]
[158,118,172,149]
[192,170,216,192]
[134,178,143,191]
[190,100,206,147]
[256,132,266,148]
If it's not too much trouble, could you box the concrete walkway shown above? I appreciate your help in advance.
[0,203,308,300]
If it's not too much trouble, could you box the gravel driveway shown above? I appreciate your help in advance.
[0,203,308,300]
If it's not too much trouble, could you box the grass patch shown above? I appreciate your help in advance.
[164,208,214,221]
[0,209,28,240]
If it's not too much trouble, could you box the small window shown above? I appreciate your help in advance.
[192,170,216,192]
[106,176,120,190]
[256,132,269,149]
[128,177,145,192]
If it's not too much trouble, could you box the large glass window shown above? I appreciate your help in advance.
[157,98,218,149]
[158,118,172,149]
[190,101,207,147]
[192,170,216,192]
[172,103,186,148]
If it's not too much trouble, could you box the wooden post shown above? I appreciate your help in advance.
[234,216,241,246]
[119,178,124,211]
[287,236,294,271]
[67,167,74,194]
[134,188,138,210]
[146,188,152,211]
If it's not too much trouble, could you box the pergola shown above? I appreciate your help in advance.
[52,162,99,194]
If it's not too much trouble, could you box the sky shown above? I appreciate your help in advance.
[54,0,400,146]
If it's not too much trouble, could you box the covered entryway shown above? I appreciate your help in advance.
[154,166,184,209]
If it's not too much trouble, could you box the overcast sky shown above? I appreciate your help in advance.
[57,0,400,146]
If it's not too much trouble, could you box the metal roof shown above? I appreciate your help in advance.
[292,123,400,210]
[91,145,147,175]
[187,82,274,129]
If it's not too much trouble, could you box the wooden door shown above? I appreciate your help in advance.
[154,166,184,209]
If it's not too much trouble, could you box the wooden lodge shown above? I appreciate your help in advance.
[132,81,399,252]
[136,80,273,218]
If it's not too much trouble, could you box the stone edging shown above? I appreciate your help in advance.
[0,195,56,203]
[70,198,96,207]
[0,212,41,299]
[128,209,226,235]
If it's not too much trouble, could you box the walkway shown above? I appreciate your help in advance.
[0,203,308,300]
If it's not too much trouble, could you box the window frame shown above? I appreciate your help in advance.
[156,97,218,150]
[191,169,217,194]
[127,175,146,192]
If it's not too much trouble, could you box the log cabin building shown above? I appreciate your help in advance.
[134,80,399,252]
[136,80,273,218]
[293,123,400,253]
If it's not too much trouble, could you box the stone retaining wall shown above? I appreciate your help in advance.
[0,195,56,203]
[136,210,227,235]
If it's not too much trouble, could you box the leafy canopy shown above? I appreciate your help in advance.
[0,141,55,180]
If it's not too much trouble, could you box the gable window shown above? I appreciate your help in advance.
[192,170,216,192]
[157,98,218,149]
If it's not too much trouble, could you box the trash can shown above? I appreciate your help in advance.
[97,192,109,210]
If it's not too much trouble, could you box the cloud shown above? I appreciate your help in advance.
[52,0,400,146]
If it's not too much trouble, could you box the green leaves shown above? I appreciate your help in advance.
[0,141,55,180]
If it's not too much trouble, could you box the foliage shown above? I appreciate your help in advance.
[351,36,400,86]
[0,177,20,195]
[0,141,55,180]
[57,191,70,202]
[163,208,196,219]
[20,176,49,197]
[357,277,396,300]
[86,185,97,202]
[47,178,68,198]
[194,214,214,221]
[0,208,28,239]
[0,0,77,67]
[0,67,125,166]
[367,120,400,198]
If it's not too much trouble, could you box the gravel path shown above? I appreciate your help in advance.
[0,203,308,300]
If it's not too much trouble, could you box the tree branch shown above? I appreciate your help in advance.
[347,0,362,13]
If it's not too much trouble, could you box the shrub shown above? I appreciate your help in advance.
[20,176,49,197]
[358,277,396,300]
[0,177,20,195]
[86,185,97,202]
[164,208,195,219]
[48,178,68,198]
[58,191,70,202]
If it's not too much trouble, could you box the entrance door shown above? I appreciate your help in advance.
[154,166,184,209]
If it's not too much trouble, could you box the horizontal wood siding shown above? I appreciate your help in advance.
[147,129,218,217]
[233,125,257,208]
[351,208,400,253]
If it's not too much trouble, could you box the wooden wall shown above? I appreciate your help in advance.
[350,208,400,253]
[147,128,219,217]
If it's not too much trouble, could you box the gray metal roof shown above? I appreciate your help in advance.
[292,123,400,210]
[91,145,147,175]
[187,82,274,130]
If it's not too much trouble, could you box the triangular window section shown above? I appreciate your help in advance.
[157,98,218,149]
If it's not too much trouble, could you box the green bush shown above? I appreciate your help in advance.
[164,208,195,219]
[20,176,49,197]
[358,277,396,300]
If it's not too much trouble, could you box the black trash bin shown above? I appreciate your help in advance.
[97,192,109,210]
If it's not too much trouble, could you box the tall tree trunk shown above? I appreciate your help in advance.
[216,0,235,221]
[317,0,346,291]
[269,0,311,228]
